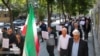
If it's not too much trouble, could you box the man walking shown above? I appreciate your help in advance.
[68,29,88,56]
[58,28,71,56]
[46,26,57,56]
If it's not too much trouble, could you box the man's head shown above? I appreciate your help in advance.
[62,28,67,36]
[48,26,52,33]
[2,28,7,32]
[72,29,80,41]
[86,19,89,23]
[7,28,13,35]
[74,22,79,28]
[16,33,21,39]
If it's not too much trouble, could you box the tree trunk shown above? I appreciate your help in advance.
[47,2,51,26]
[50,4,53,22]
[68,14,71,20]
[61,1,66,23]
[2,0,14,32]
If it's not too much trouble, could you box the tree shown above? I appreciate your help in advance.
[64,0,94,16]
[2,0,14,31]
[38,0,54,26]
[46,0,55,26]
[38,0,47,21]
[37,7,46,21]
[1,0,27,31]
[57,0,66,22]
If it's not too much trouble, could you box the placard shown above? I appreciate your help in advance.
[56,25,62,31]
[42,31,49,39]
[2,38,9,48]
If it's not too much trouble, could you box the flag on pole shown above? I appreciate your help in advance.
[22,4,40,56]
[22,14,29,36]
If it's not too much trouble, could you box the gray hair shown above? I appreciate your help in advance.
[62,28,67,32]
[72,29,80,35]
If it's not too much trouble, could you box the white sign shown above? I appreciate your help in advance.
[50,34,54,38]
[42,31,49,39]
[2,38,9,48]
[56,25,62,31]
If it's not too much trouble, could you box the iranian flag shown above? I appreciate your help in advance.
[22,4,40,56]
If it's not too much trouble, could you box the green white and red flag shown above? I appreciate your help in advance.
[22,4,40,56]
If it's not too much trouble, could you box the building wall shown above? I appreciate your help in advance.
[0,11,10,23]
[92,0,100,45]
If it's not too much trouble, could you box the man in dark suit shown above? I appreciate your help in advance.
[40,21,47,42]
[46,26,57,56]
[2,28,7,38]
[15,33,24,56]
[2,28,16,56]
[68,29,88,56]
[7,28,16,48]
[83,19,91,40]
[70,22,82,38]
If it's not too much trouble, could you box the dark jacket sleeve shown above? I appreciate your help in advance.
[70,29,74,37]
[54,32,57,39]
[83,23,91,33]
[79,28,82,38]
[88,24,91,32]
[68,38,73,56]
[51,31,57,39]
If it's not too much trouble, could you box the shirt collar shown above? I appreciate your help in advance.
[73,39,80,43]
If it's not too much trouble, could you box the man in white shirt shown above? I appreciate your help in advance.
[58,28,71,56]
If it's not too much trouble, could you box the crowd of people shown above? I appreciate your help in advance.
[0,16,91,56]
[1,28,24,56]
[39,17,91,56]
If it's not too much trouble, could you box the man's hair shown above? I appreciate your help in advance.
[3,27,7,30]
[62,28,67,32]
[16,33,21,36]
[8,28,12,30]
[72,29,80,35]
[48,26,53,29]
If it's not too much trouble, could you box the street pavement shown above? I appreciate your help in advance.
[38,32,95,56]
[88,33,94,56]
[93,31,100,56]
[38,40,59,56]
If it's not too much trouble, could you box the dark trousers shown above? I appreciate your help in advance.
[2,48,19,56]
[55,39,58,46]
[40,31,44,42]
[2,48,9,56]
[47,45,54,56]
[60,48,68,56]
[84,31,89,40]
[10,54,19,56]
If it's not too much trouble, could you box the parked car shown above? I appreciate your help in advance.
[4,23,10,29]
[0,22,4,28]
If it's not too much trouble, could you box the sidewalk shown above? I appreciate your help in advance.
[88,33,95,56]
[38,41,59,56]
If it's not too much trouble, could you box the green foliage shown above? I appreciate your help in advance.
[0,0,27,12]
[12,9,20,18]
[63,0,94,15]
[38,7,46,21]
[0,0,95,22]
